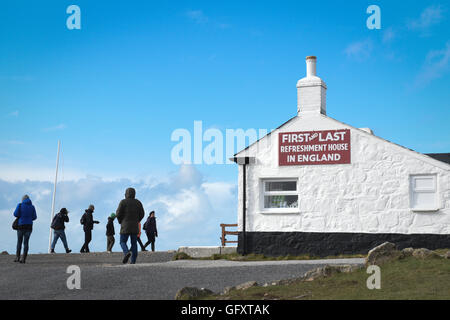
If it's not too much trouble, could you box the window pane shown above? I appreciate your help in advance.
[264,195,298,208]
[414,177,435,190]
[265,181,296,192]
[413,192,436,208]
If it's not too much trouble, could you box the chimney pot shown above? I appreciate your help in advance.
[306,56,317,77]
[296,55,327,115]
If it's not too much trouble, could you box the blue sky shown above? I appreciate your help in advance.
[1,1,449,253]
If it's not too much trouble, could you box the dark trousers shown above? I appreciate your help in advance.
[16,230,32,257]
[143,240,155,251]
[107,235,115,252]
[81,230,92,252]
[144,232,156,251]
[120,234,138,263]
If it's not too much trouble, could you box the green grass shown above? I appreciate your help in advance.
[202,256,450,300]
[196,252,366,261]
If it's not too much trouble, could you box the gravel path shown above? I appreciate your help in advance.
[0,251,364,300]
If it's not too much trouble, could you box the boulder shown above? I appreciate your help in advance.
[303,264,360,281]
[412,248,441,260]
[1,251,8,255]
[401,247,414,257]
[443,251,450,259]
[235,281,258,290]
[175,287,214,300]
[365,242,402,266]
[222,286,234,295]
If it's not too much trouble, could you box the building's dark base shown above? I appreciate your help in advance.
[237,231,450,257]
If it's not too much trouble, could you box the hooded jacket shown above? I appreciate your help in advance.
[106,217,115,236]
[116,188,145,235]
[52,210,69,230]
[81,209,99,232]
[14,198,37,228]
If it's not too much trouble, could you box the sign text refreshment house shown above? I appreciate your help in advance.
[279,129,351,166]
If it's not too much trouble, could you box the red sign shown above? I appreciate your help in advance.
[279,129,351,166]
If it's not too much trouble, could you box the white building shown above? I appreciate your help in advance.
[232,56,450,256]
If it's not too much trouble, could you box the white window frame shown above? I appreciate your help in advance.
[259,178,299,214]
[409,174,439,212]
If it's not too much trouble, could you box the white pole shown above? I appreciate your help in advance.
[48,140,61,253]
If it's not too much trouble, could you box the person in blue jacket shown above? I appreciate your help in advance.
[13,195,37,263]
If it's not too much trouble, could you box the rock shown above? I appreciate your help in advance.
[412,248,441,260]
[401,247,414,257]
[175,287,214,300]
[443,251,450,259]
[222,286,234,295]
[365,242,402,266]
[1,251,8,255]
[303,264,360,281]
[235,281,258,290]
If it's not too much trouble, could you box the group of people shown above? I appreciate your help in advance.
[12,187,158,264]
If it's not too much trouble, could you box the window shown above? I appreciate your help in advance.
[409,174,438,211]
[261,179,298,211]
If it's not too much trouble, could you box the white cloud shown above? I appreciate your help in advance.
[344,39,373,61]
[382,27,396,44]
[185,9,230,29]
[0,165,238,254]
[0,164,86,182]
[407,5,443,34]
[412,41,450,89]
[186,10,208,24]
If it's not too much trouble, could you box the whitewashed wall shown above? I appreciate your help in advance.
[236,113,450,235]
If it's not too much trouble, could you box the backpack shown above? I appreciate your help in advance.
[51,214,62,229]
[12,204,21,230]
[80,213,86,225]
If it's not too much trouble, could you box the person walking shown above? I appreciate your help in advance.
[80,204,99,253]
[13,195,37,263]
[137,222,146,251]
[143,211,158,252]
[116,188,145,264]
[50,208,72,253]
[106,213,116,253]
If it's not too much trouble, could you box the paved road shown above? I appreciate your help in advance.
[0,252,364,300]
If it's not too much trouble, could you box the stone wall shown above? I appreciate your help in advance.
[237,232,450,257]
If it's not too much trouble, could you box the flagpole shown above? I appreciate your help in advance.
[48,140,61,253]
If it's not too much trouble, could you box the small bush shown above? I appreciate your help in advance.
[173,252,192,260]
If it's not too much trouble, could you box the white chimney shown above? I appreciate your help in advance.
[297,56,327,115]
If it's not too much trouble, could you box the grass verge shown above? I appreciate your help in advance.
[201,256,450,300]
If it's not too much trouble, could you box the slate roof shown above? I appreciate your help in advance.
[425,153,450,165]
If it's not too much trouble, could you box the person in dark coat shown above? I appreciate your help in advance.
[116,188,145,264]
[80,204,99,253]
[143,211,158,252]
[50,208,72,253]
[106,213,116,253]
[13,195,37,263]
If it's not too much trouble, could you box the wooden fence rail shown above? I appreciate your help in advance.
[220,223,238,247]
